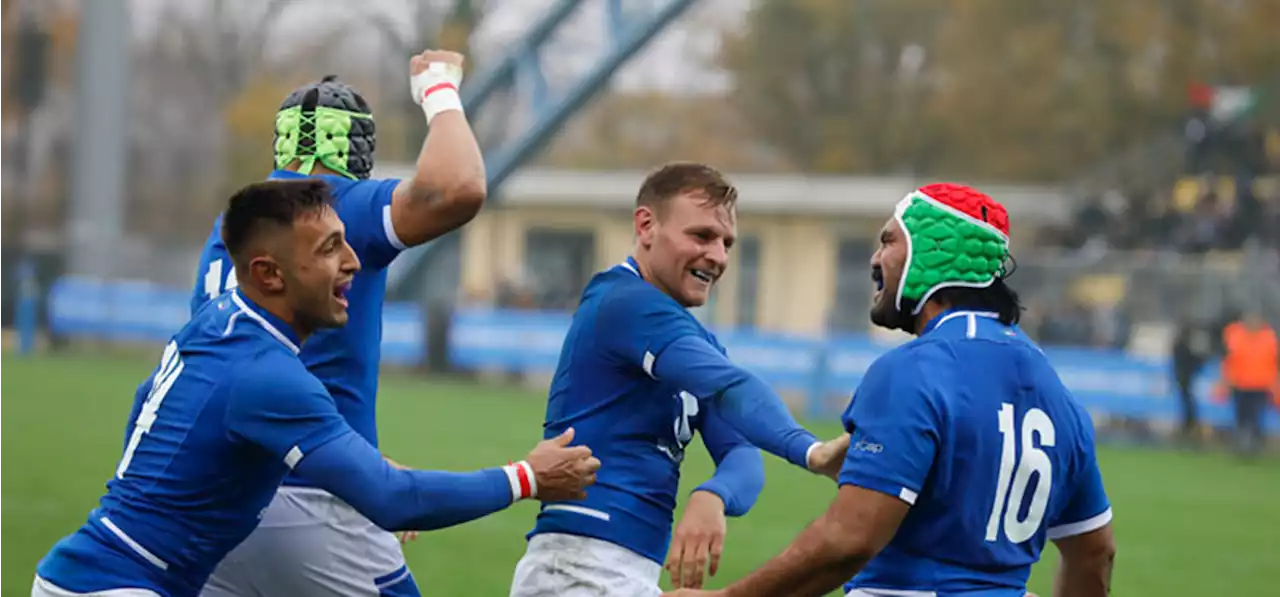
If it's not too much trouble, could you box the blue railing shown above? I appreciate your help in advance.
[44,277,1275,430]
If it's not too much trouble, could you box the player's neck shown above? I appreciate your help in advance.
[630,251,679,304]
[238,286,314,344]
[913,301,950,335]
[631,251,660,288]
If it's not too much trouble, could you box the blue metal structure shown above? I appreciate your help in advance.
[388,0,701,296]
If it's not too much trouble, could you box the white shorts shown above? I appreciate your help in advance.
[509,533,663,597]
[200,486,418,597]
[31,576,161,597]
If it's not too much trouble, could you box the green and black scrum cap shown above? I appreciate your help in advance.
[274,75,376,180]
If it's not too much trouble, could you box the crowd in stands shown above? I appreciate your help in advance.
[1023,121,1280,349]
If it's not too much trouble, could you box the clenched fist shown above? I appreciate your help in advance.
[525,428,600,502]
[410,49,464,75]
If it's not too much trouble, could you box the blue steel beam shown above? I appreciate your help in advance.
[483,0,697,193]
[460,0,585,118]
[389,0,702,296]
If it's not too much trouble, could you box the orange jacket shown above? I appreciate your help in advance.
[1221,322,1279,391]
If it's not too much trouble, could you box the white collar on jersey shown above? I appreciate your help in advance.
[231,290,301,354]
[618,261,641,277]
[929,310,1000,339]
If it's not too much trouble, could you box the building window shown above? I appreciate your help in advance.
[830,237,873,333]
[524,228,596,310]
[734,235,761,329]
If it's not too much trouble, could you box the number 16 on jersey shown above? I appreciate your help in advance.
[985,402,1056,544]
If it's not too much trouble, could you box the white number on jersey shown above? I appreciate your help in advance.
[984,402,1056,544]
[674,390,700,447]
[203,257,239,300]
[658,391,700,463]
[116,341,186,479]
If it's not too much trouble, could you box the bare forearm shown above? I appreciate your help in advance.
[724,515,868,597]
[412,111,484,196]
[1052,553,1114,597]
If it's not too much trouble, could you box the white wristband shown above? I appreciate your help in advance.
[411,62,464,124]
[420,87,462,123]
[502,460,537,502]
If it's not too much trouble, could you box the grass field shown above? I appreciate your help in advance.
[3,351,1278,596]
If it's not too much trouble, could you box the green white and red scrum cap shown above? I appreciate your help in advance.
[892,183,1012,315]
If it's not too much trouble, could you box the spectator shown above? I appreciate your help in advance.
[1219,309,1278,456]
[1071,195,1111,249]
[1171,316,1213,442]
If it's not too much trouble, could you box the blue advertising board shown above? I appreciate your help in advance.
[44,277,1275,430]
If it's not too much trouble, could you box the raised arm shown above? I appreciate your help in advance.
[389,50,487,248]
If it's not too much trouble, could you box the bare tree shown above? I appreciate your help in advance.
[129,0,347,240]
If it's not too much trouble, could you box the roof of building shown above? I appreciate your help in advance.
[372,165,1070,223]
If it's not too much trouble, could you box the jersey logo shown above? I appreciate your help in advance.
[657,391,699,463]
[853,438,884,454]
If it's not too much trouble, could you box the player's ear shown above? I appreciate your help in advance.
[635,205,657,248]
[248,255,286,293]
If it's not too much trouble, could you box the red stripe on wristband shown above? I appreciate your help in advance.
[515,461,533,499]
[421,82,458,102]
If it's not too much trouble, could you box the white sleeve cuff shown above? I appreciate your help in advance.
[381,204,408,251]
[804,441,821,468]
[1047,507,1113,540]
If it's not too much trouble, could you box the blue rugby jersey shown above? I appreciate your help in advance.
[191,170,403,464]
[840,309,1112,596]
[532,258,789,563]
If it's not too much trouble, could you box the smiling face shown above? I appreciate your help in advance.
[635,191,736,308]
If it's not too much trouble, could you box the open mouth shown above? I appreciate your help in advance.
[690,268,715,285]
[871,267,885,293]
[333,280,352,307]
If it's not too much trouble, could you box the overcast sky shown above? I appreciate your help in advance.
[121,0,750,95]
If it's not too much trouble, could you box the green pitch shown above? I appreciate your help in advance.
[3,352,1276,595]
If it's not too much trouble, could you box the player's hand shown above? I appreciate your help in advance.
[666,491,727,589]
[409,49,466,108]
[382,455,421,543]
[524,428,600,502]
[410,49,465,75]
[806,432,851,481]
